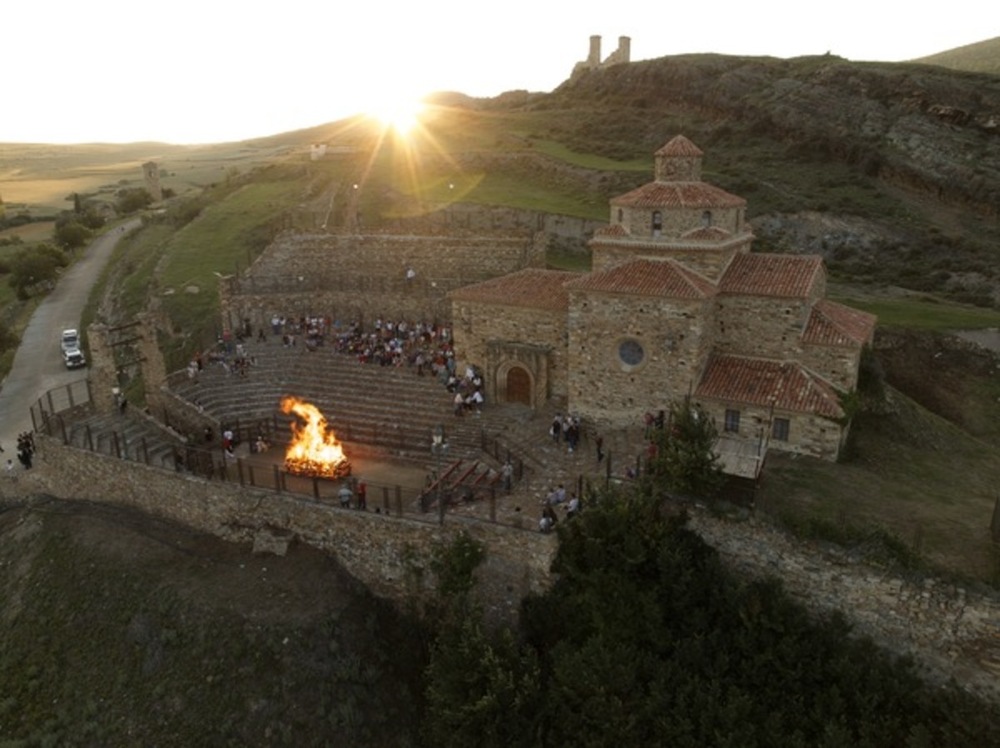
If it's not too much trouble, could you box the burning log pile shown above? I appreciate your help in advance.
[280,396,352,479]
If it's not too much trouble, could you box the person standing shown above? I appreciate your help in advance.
[550,414,562,442]
[356,481,367,511]
[501,460,513,493]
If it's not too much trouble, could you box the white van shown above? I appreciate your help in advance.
[60,329,79,352]
[63,347,86,369]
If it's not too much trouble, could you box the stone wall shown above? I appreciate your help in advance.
[222,230,547,333]
[567,293,713,425]
[715,295,812,359]
[3,438,997,701]
[688,511,1000,704]
[571,35,631,77]
[799,341,864,391]
[9,435,557,624]
[618,204,743,240]
[696,400,843,460]
[452,303,567,403]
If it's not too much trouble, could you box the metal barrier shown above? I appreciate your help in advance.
[30,379,93,434]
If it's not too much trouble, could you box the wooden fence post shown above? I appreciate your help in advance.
[991,495,1000,544]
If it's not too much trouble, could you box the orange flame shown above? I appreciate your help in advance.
[280,396,350,478]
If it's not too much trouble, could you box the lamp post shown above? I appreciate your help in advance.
[432,424,448,525]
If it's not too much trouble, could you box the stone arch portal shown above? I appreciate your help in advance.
[487,342,552,411]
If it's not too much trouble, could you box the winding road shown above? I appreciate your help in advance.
[0,219,139,450]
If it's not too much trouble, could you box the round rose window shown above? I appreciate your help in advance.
[618,338,644,368]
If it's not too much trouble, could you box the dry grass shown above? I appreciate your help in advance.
[0,141,296,212]
[0,221,53,242]
[757,388,1000,582]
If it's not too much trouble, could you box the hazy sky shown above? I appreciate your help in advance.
[2,0,994,144]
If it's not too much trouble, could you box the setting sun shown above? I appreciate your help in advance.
[368,98,425,136]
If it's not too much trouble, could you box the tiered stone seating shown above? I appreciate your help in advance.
[48,334,651,515]
[62,411,185,470]
[171,340,490,464]
[173,338,655,495]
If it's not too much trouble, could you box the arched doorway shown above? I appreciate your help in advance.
[505,366,532,405]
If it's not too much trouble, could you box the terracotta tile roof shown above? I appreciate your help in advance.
[696,354,843,418]
[564,259,716,299]
[718,253,822,299]
[803,300,877,347]
[611,181,745,209]
[681,225,732,241]
[655,134,703,157]
[594,223,629,238]
[448,268,575,311]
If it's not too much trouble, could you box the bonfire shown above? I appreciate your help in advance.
[280,396,352,478]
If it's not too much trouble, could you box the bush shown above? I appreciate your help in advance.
[115,188,153,215]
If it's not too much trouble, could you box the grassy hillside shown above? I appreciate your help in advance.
[912,35,1000,75]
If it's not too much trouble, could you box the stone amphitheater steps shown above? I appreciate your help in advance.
[173,343,489,464]
[64,412,185,469]
[171,342,656,492]
[52,340,651,504]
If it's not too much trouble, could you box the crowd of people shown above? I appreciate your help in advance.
[4,432,36,475]
[247,313,487,414]
[550,412,583,453]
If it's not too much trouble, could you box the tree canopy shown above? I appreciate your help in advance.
[115,187,153,215]
[644,398,726,500]
[7,244,68,299]
[420,490,1000,747]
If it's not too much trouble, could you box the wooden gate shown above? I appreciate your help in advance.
[505,366,532,405]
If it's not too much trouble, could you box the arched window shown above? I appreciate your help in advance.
[701,210,712,227]
[652,211,662,237]
[617,208,624,223]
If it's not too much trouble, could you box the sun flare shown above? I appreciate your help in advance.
[368,98,425,136]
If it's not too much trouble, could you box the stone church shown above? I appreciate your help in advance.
[450,135,877,463]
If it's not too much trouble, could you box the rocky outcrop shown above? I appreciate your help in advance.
[551,55,1000,217]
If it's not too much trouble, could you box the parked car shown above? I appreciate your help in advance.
[63,346,86,369]
[60,328,79,352]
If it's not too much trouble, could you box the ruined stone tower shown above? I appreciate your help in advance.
[571,35,632,78]
[142,161,163,202]
[587,35,601,67]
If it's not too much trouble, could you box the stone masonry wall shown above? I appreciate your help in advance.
[249,232,543,283]
[223,231,546,333]
[451,303,567,401]
[619,205,743,240]
[688,511,1000,704]
[8,436,556,625]
[799,342,863,392]
[696,400,843,460]
[568,293,713,425]
[715,295,811,359]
